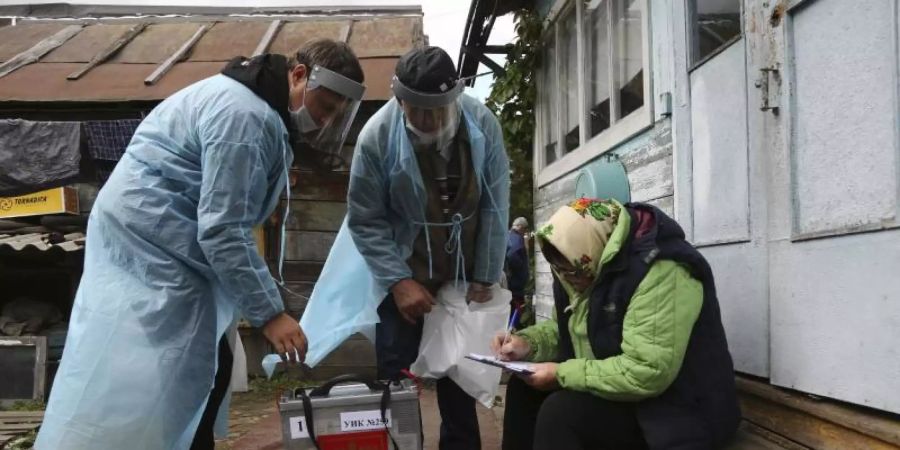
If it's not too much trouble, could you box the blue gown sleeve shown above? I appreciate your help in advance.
[347,133,413,292]
[473,114,511,284]
[196,108,285,327]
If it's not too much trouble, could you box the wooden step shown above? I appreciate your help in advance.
[727,422,810,450]
[736,376,900,450]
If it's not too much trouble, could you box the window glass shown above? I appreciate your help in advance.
[692,0,741,64]
[615,0,645,118]
[539,0,652,170]
[587,1,611,138]
[542,36,558,165]
[559,7,580,153]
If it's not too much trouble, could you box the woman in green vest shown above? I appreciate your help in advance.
[493,198,741,450]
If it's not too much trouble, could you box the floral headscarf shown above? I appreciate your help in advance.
[535,198,621,284]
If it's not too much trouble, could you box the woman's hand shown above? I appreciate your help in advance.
[520,362,560,391]
[490,331,531,361]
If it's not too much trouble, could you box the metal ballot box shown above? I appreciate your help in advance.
[279,375,422,450]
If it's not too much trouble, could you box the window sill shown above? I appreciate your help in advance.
[536,106,653,187]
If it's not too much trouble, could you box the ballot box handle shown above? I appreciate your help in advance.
[307,373,385,397]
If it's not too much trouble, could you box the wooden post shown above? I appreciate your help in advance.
[339,20,354,43]
[67,23,147,80]
[252,20,282,57]
[0,25,83,79]
[144,22,212,86]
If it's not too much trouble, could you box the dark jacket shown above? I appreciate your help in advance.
[506,229,529,298]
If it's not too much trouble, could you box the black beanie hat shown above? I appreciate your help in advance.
[394,46,459,94]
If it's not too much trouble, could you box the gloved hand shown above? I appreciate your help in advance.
[466,282,494,303]
[392,278,435,324]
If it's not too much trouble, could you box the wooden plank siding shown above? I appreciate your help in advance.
[283,231,337,261]
[271,261,324,283]
[288,169,349,202]
[285,200,346,232]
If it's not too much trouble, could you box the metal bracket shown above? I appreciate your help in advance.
[658,92,673,117]
[756,66,781,113]
[462,45,506,78]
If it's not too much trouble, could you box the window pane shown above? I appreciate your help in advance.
[692,0,741,64]
[559,8,580,153]
[587,1,611,138]
[542,36,558,165]
[615,0,644,119]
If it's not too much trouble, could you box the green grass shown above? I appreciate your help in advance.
[4,429,37,450]
[0,400,45,412]
[247,373,317,397]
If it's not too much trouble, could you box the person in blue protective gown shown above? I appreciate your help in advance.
[348,47,510,450]
[36,39,365,450]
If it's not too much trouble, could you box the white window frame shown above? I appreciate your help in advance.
[535,0,654,187]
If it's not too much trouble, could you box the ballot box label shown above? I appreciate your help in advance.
[289,416,310,439]
[339,409,392,432]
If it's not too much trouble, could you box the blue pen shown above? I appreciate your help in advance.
[502,307,520,347]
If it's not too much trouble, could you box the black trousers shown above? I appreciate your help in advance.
[191,335,233,450]
[376,295,481,450]
[502,376,648,450]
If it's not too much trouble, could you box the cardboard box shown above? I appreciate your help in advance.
[0,187,79,219]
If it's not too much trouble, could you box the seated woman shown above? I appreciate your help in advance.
[492,198,740,450]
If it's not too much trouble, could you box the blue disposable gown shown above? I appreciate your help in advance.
[36,74,292,450]
[297,94,510,368]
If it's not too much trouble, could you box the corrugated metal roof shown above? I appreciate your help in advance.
[0,13,424,103]
[0,232,85,253]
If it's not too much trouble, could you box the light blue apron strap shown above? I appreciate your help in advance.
[413,212,473,288]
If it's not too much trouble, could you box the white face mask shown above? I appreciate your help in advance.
[290,104,320,135]
[289,76,321,135]
[405,110,459,149]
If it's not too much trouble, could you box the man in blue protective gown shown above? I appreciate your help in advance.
[36,39,365,450]
[347,47,510,450]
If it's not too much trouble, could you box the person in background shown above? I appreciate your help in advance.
[347,46,510,450]
[493,198,741,450]
[506,217,530,318]
[37,40,365,450]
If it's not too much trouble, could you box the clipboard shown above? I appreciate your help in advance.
[465,353,534,375]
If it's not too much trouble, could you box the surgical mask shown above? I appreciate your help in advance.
[290,104,320,135]
[405,109,459,150]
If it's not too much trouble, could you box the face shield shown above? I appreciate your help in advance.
[292,65,365,170]
[391,75,464,150]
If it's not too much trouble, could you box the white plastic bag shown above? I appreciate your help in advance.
[410,283,511,407]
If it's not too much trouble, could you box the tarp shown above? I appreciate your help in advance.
[83,119,142,183]
[0,119,82,196]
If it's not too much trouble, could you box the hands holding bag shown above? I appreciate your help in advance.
[410,283,511,407]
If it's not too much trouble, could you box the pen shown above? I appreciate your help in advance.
[502,307,520,348]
